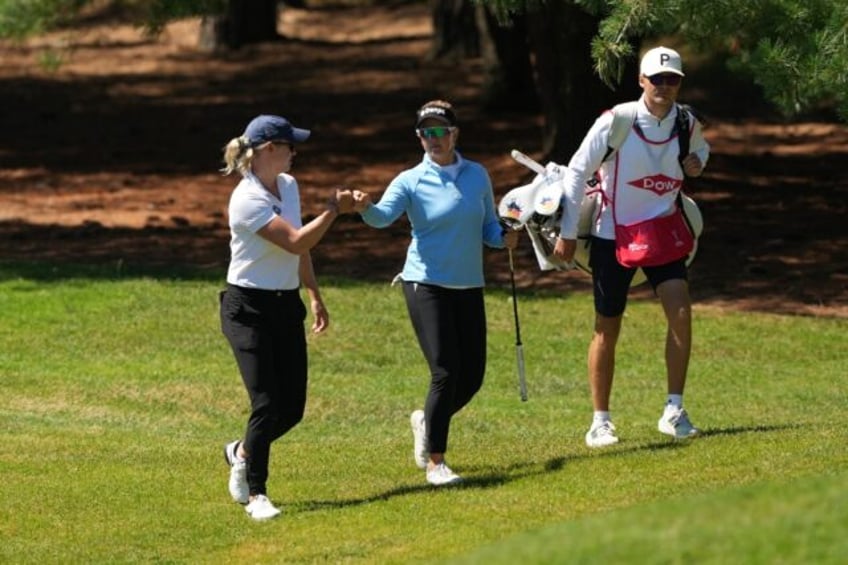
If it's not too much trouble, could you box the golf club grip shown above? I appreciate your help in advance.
[517,344,527,401]
[510,149,546,176]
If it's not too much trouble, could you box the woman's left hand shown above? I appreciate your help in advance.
[311,299,330,333]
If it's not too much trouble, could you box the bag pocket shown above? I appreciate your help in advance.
[614,209,694,268]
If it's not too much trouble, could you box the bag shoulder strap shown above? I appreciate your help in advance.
[673,104,696,233]
[603,102,694,164]
[602,101,639,162]
[675,103,691,169]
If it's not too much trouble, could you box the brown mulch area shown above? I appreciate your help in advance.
[1,3,846,318]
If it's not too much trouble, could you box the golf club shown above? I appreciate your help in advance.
[508,247,528,402]
[510,149,547,176]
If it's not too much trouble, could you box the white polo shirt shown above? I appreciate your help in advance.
[226,172,302,290]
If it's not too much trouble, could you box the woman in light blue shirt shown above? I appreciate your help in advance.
[353,100,518,486]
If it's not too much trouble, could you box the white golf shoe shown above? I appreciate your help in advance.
[410,410,429,469]
[426,462,462,486]
[244,494,281,521]
[658,407,700,439]
[585,420,619,448]
[223,440,249,504]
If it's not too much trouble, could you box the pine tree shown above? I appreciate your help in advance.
[487,0,848,120]
[3,0,846,121]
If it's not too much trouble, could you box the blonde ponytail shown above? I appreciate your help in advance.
[221,135,254,176]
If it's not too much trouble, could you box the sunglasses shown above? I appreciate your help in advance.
[646,74,682,86]
[417,126,456,139]
[271,141,295,151]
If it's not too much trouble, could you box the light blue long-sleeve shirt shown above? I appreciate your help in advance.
[361,152,505,287]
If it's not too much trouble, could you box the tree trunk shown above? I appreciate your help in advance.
[429,0,480,60]
[476,6,538,112]
[524,2,639,160]
[198,0,279,52]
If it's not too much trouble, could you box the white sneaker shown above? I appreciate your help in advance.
[658,407,700,439]
[426,462,462,486]
[585,421,619,448]
[223,440,249,504]
[410,410,429,469]
[244,494,281,521]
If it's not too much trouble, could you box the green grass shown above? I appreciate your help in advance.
[1,261,845,564]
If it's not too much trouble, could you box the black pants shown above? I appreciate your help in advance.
[220,284,307,496]
[402,282,486,454]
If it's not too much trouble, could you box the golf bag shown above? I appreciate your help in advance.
[497,168,598,274]
[499,102,704,285]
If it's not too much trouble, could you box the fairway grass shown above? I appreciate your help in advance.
[1,262,845,564]
[454,471,848,564]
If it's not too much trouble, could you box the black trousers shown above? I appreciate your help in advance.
[220,284,307,496]
[402,282,486,454]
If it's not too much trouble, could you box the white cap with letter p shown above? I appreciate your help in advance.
[640,46,684,77]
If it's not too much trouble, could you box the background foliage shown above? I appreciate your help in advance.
[2,0,847,119]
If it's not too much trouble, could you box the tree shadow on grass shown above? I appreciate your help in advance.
[288,423,798,513]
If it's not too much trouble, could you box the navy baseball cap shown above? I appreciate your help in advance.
[244,115,311,146]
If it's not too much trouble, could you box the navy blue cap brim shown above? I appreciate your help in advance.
[290,127,311,143]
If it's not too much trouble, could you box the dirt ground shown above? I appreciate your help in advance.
[1,3,846,318]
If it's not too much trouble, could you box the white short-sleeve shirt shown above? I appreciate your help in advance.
[226,172,302,290]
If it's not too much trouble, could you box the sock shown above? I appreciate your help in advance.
[666,394,683,412]
[592,411,611,426]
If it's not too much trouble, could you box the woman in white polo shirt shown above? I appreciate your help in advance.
[218,114,352,521]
